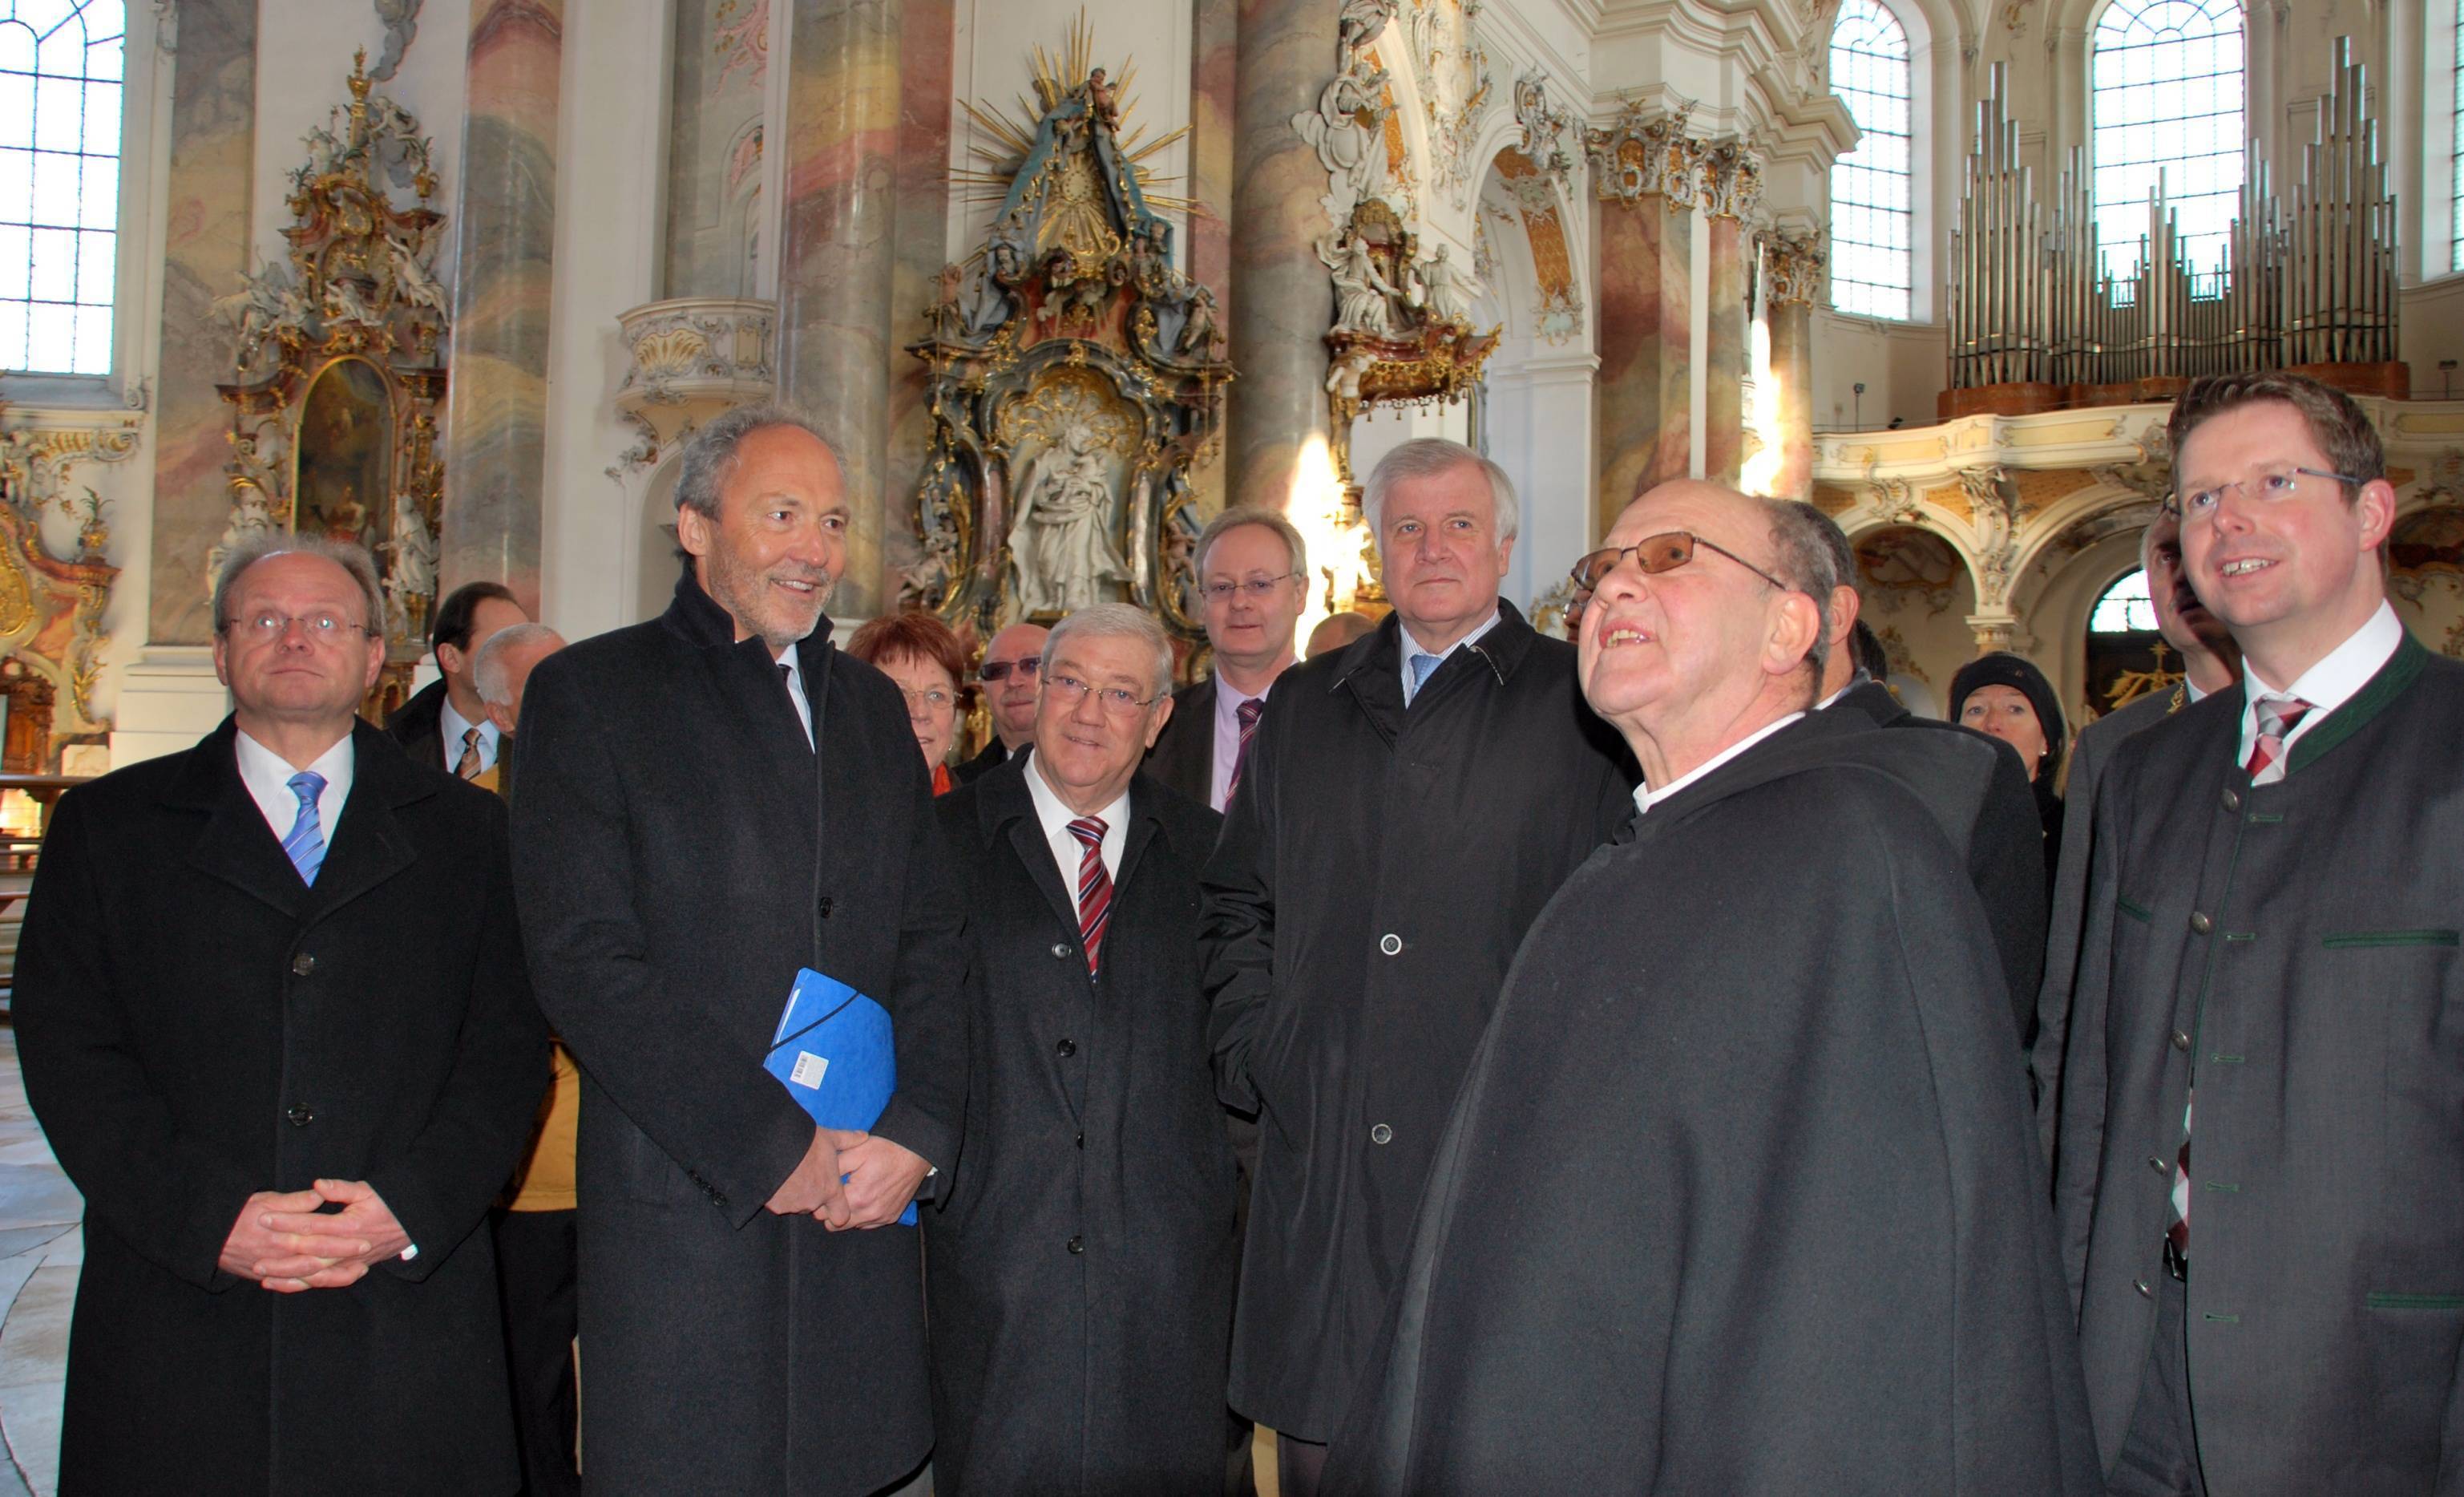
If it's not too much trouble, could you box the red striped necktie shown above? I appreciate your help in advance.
[2243,694,2313,785]
[1067,816,1111,977]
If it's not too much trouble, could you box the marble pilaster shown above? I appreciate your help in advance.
[1226,0,1338,515]
[1702,215,1750,488]
[1590,195,1690,536]
[883,0,954,598]
[778,0,903,617]
[144,0,257,645]
[1187,0,1236,303]
[1762,228,1824,501]
[442,0,564,615]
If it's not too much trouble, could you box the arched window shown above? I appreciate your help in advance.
[2088,568,2158,633]
[0,0,124,376]
[2090,0,2245,282]
[1828,0,1913,319]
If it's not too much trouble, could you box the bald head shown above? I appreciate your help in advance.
[982,621,1051,748]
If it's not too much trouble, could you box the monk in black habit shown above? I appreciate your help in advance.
[1327,481,2099,1495]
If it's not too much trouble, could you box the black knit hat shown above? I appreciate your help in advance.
[1949,651,2067,783]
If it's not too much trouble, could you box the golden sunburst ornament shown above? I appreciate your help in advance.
[947,10,1200,227]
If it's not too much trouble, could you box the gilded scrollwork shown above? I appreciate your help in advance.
[1585,99,1766,221]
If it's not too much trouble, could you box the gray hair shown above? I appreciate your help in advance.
[472,622,566,707]
[1044,602,1175,702]
[1361,438,1521,546]
[1194,506,1309,582]
[1757,496,1842,682]
[674,402,844,519]
[212,530,386,639]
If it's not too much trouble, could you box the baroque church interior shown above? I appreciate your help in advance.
[0,0,2447,1485]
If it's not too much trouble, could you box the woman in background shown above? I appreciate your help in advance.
[848,612,972,795]
[1950,651,2069,880]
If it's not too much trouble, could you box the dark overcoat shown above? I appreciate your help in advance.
[953,735,1019,785]
[1201,602,1633,1440]
[383,674,519,783]
[1144,675,1217,807]
[1833,677,2049,1037]
[2050,635,2464,1495]
[13,720,549,1495]
[1325,714,2101,1495]
[511,573,967,1495]
[2030,685,2175,1161]
[926,763,1238,1495]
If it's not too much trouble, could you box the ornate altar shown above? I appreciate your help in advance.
[213,52,449,710]
[906,23,1231,643]
[0,410,135,769]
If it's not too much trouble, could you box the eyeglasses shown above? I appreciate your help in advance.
[897,686,957,716]
[1568,531,1791,593]
[1202,573,1301,603]
[224,610,374,644]
[980,655,1042,683]
[1045,672,1162,716]
[2168,463,2366,519]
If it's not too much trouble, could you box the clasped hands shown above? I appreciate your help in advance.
[765,1127,929,1230]
[220,1178,410,1293]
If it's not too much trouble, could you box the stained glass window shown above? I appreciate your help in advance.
[2089,568,2159,633]
[0,0,123,376]
[1828,0,1913,319]
[2091,0,2245,282]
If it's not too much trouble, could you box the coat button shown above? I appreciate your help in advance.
[2148,1155,2169,1174]
[1371,1123,1393,1144]
[291,952,315,977]
[817,896,834,920]
[2173,1030,2191,1050]
[2135,1278,2153,1299]
[1075,1131,1084,1150]
[2221,787,2241,812]
[286,1105,313,1127]
[1056,1038,1076,1058]
[1052,942,1072,960]
[2189,912,2214,935]
[1379,933,1402,956]
[1066,1236,1085,1255]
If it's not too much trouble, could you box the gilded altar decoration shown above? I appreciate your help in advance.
[1320,196,1500,452]
[213,51,449,701]
[0,406,138,766]
[907,19,1230,640]
[1584,99,1765,221]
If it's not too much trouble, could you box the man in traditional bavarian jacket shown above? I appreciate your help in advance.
[2050,370,2464,1497]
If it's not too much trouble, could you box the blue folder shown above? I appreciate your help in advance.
[764,968,918,1228]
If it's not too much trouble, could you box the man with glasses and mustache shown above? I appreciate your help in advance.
[512,404,965,1495]
[1147,508,1309,813]
[1202,437,1631,1495]
[955,622,1050,783]
[1324,479,2097,1495]
[2031,504,2241,1162]
[2051,373,2464,1497]
[14,534,550,1493]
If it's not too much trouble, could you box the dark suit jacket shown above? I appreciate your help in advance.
[952,735,1018,785]
[382,675,519,785]
[1145,676,1218,808]
[2051,635,2464,1494]
[13,721,549,1495]
[511,571,966,1495]
[1832,678,2048,1040]
[926,763,1237,1495]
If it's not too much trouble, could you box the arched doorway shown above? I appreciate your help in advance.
[1851,524,1973,718]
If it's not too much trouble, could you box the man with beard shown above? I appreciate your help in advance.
[513,404,963,1494]
[2031,504,2240,1159]
[1325,479,2098,1495]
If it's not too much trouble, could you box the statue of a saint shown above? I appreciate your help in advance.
[1420,245,1480,327]
[1008,421,1132,616]
[1323,231,1404,338]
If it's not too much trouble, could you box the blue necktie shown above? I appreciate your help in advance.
[281,771,328,886]
[1407,652,1441,705]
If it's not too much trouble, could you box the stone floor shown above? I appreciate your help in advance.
[0,1031,75,1497]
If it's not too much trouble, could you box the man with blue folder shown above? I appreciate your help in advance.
[514,405,965,1496]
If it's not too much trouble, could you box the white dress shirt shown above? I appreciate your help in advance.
[436,697,502,775]
[1026,752,1129,889]
[234,729,354,844]
[1210,677,1270,811]
[2236,600,2402,767]
[777,644,814,746]
[1632,712,1805,817]
[1399,606,1505,706]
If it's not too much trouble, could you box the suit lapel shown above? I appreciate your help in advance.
[179,744,313,923]
[297,724,430,928]
[981,761,1086,938]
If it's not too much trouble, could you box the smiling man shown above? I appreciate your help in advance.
[955,622,1050,783]
[512,403,964,1494]
[1325,479,2097,1495]
[1201,437,1632,1494]
[2050,373,2464,1497]
[1147,507,1308,812]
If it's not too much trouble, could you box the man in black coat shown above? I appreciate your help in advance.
[2052,374,2464,1495]
[513,405,965,1495]
[928,604,1237,1495]
[1795,501,2049,1039]
[14,533,549,1495]
[1146,507,1309,811]
[1202,438,1633,1491]
[1326,480,2098,1495]
[953,621,1047,783]
[383,579,527,778]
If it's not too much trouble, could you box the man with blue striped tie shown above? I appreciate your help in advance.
[14,532,549,1494]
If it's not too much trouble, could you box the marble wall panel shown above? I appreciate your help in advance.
[1703,215,1748,487]
[664,0,769,299]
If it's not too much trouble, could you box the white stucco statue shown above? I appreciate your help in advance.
[1008,421,1132,615]
[1420,245,1481,327]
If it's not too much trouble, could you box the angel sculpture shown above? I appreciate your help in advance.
[1291,65,1391,222]
[386,237,449,316]
[1420,245,1481,327]
[323,277,381,328]
[1338,0,1396,58]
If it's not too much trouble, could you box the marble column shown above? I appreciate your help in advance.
[1187,0,1237,302]
[1226,0,1338,515]
[442,0,563,616]
[1589,195,1690,538]
[1701,215,1750,488]
[778,0,903,617]
[883,0,955,599]
[1762,228,1824,502]
[146,0,257,645]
